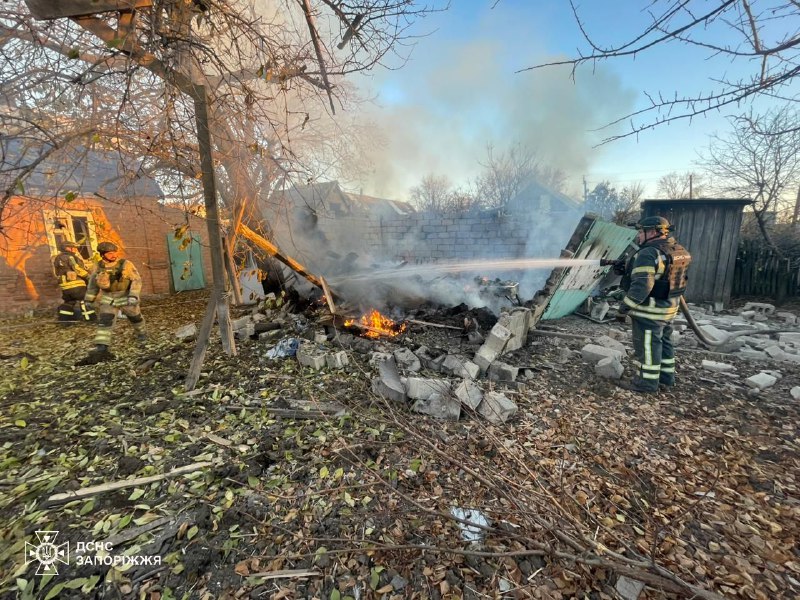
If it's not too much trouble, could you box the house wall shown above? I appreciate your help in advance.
[0,195,212,314]
[313,208,580,264]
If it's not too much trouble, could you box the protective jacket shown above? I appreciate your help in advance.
[85,258,142,306]
[53,251,90,291]
[621,237,692,322]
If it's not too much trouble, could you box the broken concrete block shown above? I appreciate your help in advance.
[314,331,328,344]
[761,369,783,379]
[779,332,800,344]
[476,323,512,363]
[702,360,735,373]
[405,377,451,400]
[411,392,461,421]
[595,356,624,379]
[478,391,517,425]
[325,351,349,369]
[699,324,727,343]
[791,387,800,401]
[258,329,282,343]
[393,347,421,372]
[745,372,777,390]
[775,311,798,325]
[472,351,492,375]
[742,302,775,315]
[414,346,446,372]
[174,323,197,341]
[498,308,531,352]
[371,357,407,403]
[442,354,477,379]
[454,380,483,410]
[369,352,393,368]
[296,342,326,370]
[580,344,624,363]
[234,322,256,340]
[615,575,645,600]
[590,300,610,321]
[594,335,626,355]
[487,361,519,382]
[231,316,251,331]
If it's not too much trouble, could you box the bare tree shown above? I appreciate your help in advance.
[474,142,565,208]
[616,181,645,224]
[656,171,707,199]
[409,174,453,212]
[525,1,800,142]
[701,107,800,254]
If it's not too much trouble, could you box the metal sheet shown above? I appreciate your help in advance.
[542,219,636,320]
[167,233,206,292]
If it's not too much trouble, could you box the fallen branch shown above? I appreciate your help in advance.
[406,318,462,331]
[46,462,214,504]
[246,568,321,580]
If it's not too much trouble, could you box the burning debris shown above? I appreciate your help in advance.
[344,309,408,338]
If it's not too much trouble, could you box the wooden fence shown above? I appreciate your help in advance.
[732,239,800,302]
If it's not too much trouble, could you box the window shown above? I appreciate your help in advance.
[43,210,98,258]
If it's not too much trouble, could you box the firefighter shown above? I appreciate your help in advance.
[52,241,95,323]
[616,216,692,393]
[83,241,146,358]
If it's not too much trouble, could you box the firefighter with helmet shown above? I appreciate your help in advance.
[83,241,146,359]
[52,240,95,323]
[616,216,692,393]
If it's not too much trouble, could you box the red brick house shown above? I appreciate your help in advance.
[0,142,211,314]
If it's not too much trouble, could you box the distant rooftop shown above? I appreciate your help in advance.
[1,137,163,199]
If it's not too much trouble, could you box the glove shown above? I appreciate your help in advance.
[127,296,139,306]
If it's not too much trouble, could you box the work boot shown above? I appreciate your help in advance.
[616,377,659,394]
[135,331,148,345]
[659,376,675,390]
[76,346,115,366]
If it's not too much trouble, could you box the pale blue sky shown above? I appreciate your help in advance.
[355,1,794,201]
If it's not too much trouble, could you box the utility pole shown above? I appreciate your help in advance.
[792,184,800,228]
[689,173,693,199]
[583,176,588,203]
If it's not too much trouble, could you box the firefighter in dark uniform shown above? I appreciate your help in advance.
[617,216,692,392]
[83,241,146,358]
[53,241,95,323]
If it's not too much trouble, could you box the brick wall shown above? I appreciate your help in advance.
[313,207,578,264]
[0,196,212,314]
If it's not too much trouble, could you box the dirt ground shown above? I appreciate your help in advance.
[1,291,798,600]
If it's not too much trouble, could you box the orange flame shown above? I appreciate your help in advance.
[345,309,407,338]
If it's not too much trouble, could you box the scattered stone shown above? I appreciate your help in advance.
[594,335,627,355]
[447,356,479,379]
[465,330,484,345]
[698,324,728,343]
[791,387,800,401]
[775,311,798,325]
[595,356,624,379]
[314,331,328,344]
[414,346,446,372]
[371,357,407,403]
[174,323,197,341]
[701,360,735,373]
[497,308,531,352]
[405,377,451,400]
[615,575,645,600]
[745,372,777,390]
[296,341,326,370]
[369,352,393,368]
[412,392,461,421]
[580,344,624,363]
[487,360,519,382]
[590,300,610,321]
[779,332,800,344]
[231,316,251,331]
[454,380,483,410]
[234,322,255,340]
[325,351,349,369]
[393,347,421,372]
[742,302,776,316]
[477,391,517,425]
[761,369,783,380]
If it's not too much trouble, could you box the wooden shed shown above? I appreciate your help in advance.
[641,198,752,306]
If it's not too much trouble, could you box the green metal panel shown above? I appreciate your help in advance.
[542,220,636,320]
[166,233,206,292]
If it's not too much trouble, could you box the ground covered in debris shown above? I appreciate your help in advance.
[1,291,799,600]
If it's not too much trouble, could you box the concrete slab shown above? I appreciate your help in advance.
[594,335,626,355]
[702,360,735,373]
[478,391,518,425]
[454,380,483,410]
[393,347,421,372]
[405,377,451,400]
[411,392,461,421]
[745,372,777,390]
[581,344,624,363]
[371,357,407,403]
[487,361,519,382]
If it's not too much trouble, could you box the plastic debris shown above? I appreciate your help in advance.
[265,337,300,359]
[450,507,490,542]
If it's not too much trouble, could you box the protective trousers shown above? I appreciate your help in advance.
[94,297,145,348]
[58,287,95,322]
[631,315,675,391]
